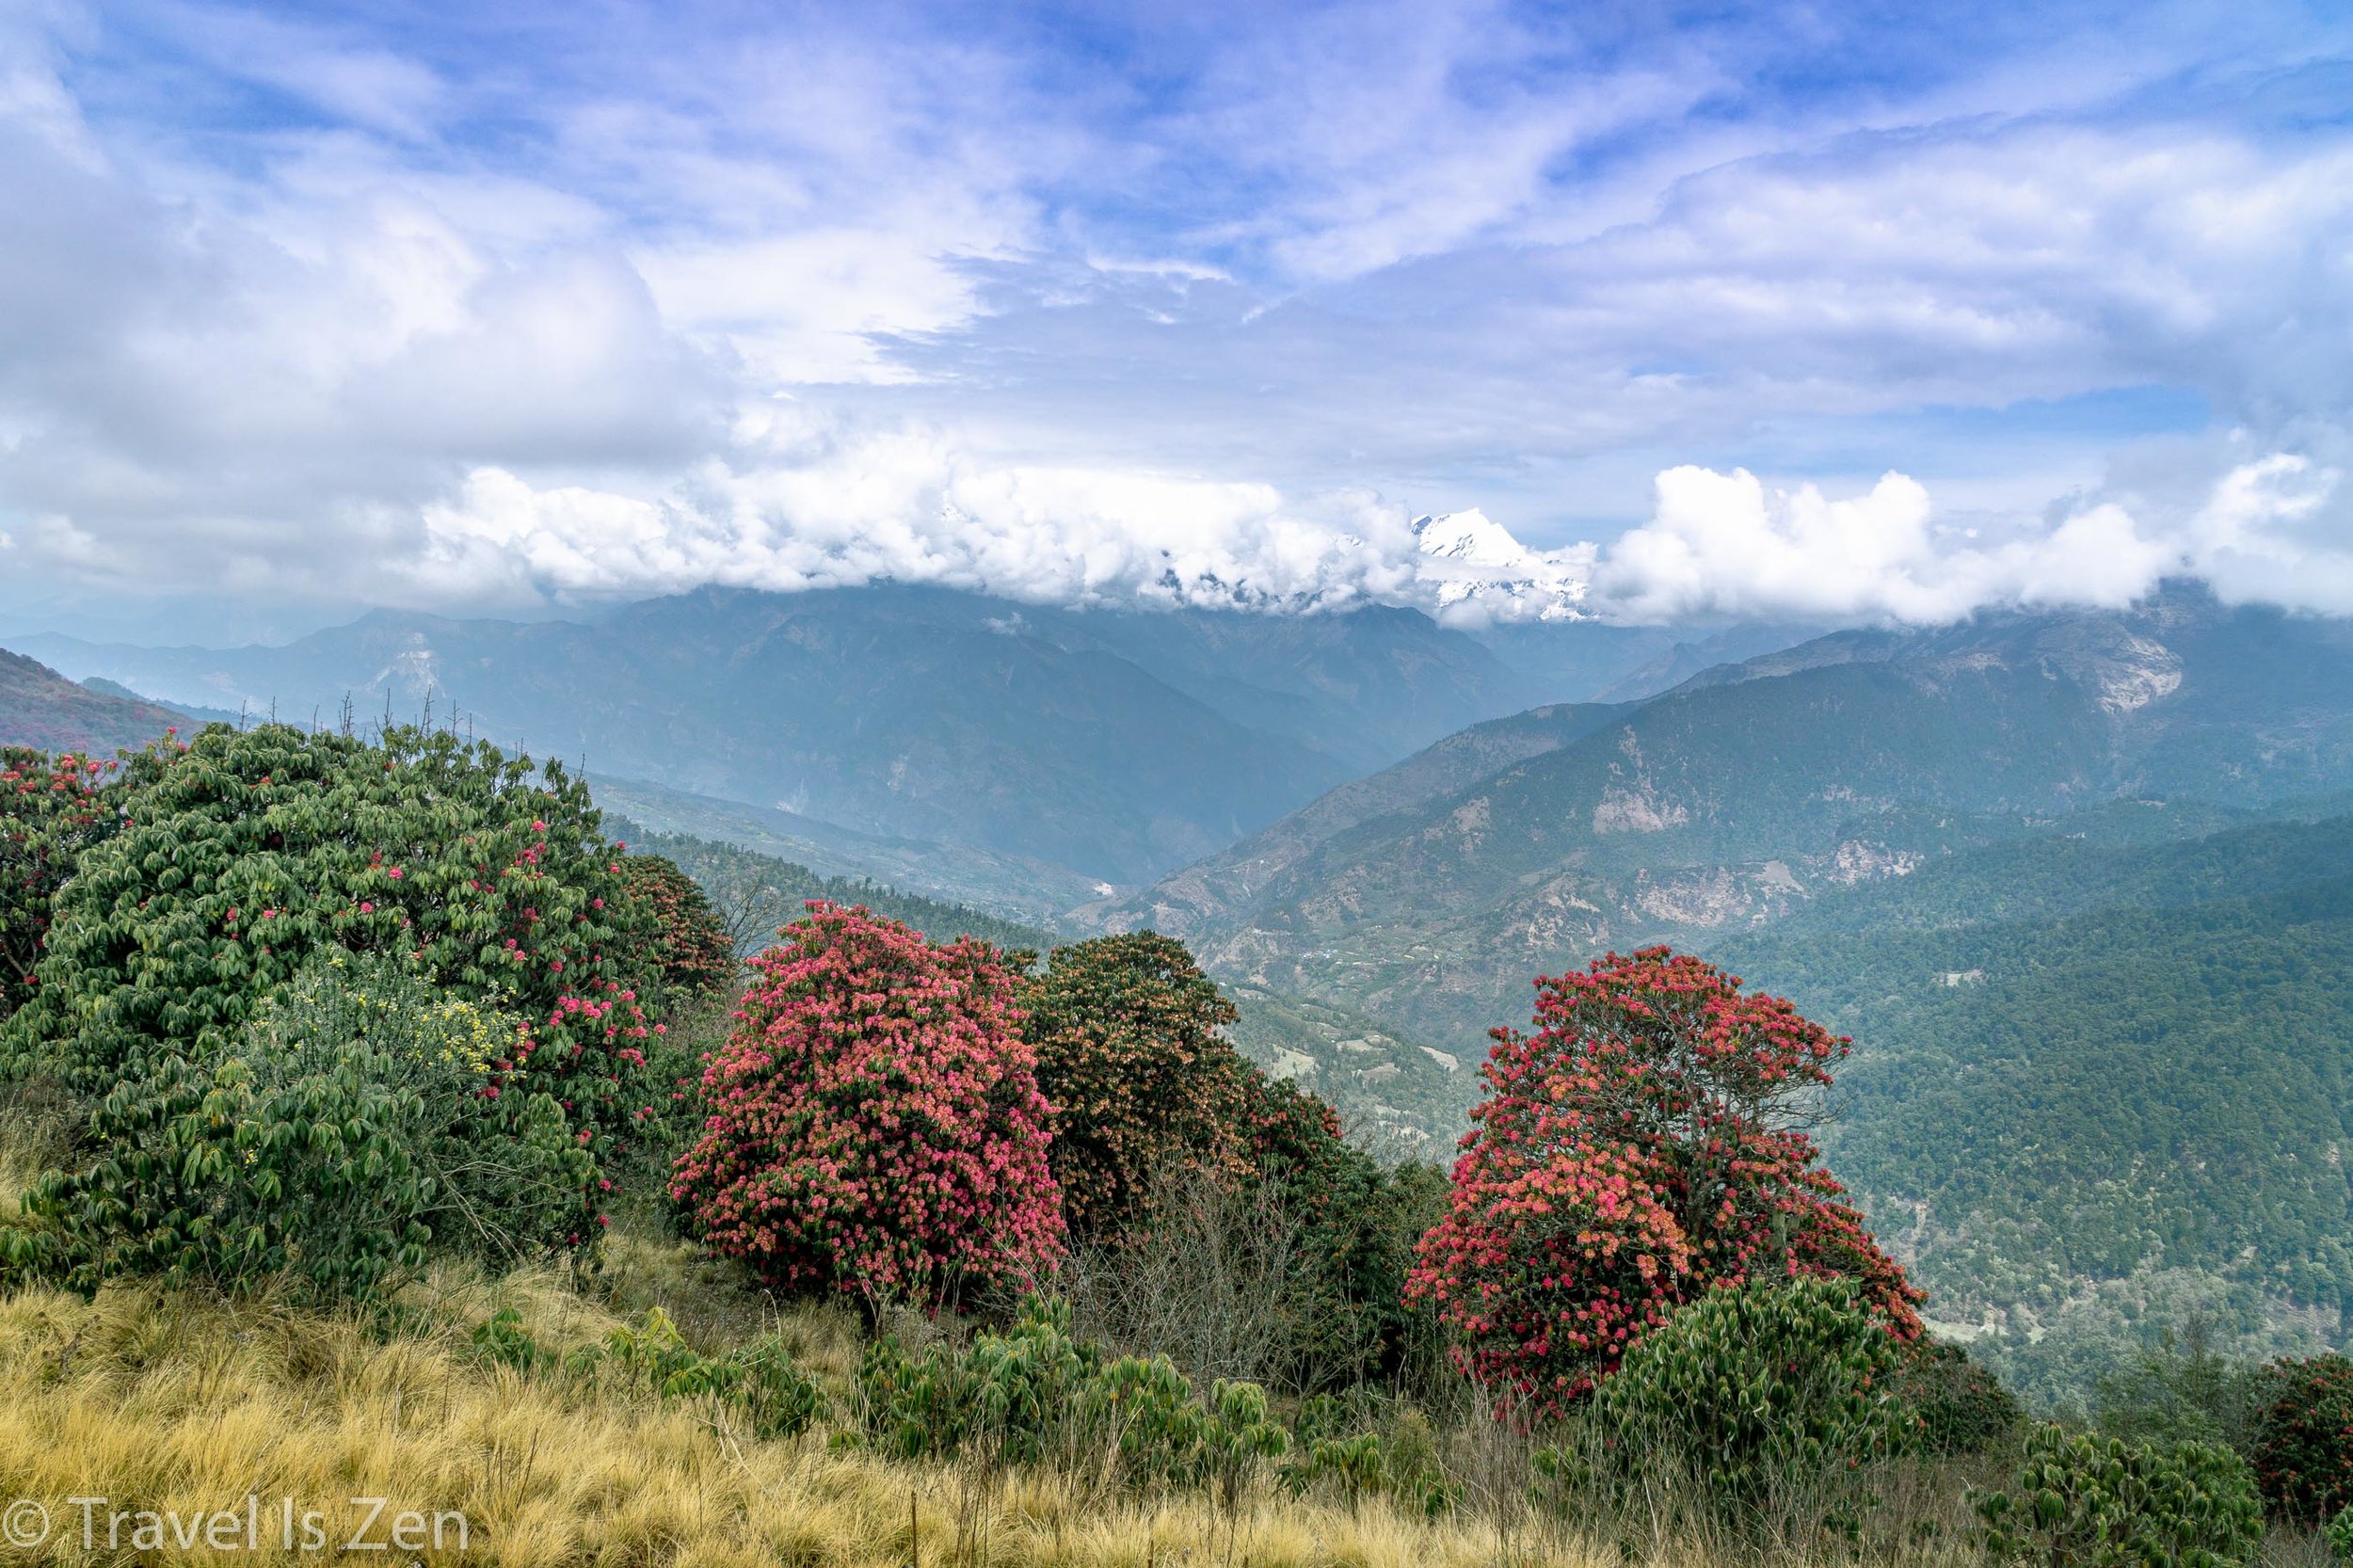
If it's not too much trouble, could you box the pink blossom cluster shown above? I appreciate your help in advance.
[670,903,1064,1306]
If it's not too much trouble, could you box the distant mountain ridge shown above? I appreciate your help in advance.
[0,648,183,753]
[1117,588,2353,1057]
[8,584,1557,888]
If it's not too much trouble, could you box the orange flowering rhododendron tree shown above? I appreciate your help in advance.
[1408,946,1920,1416]
[671,904,1064,1307]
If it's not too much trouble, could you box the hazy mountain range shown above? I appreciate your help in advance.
[5,584,1722,892]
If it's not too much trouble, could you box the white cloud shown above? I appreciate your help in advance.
[1581,455,2353,625]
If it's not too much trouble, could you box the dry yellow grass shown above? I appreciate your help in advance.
[0,1268,1635,1568]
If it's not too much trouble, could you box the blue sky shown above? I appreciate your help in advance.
[3,0,2351,637]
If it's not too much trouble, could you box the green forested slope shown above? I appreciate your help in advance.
[1713,814,2353,1329]
[608,819,1057,956]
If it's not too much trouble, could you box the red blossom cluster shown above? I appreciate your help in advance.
[670,903,1064,1306]
[1,747,119,1017]
[1407,946,1920,1416]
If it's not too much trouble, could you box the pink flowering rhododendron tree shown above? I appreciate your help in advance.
[671,904,1064,1308]
[1408,946,1921,1417]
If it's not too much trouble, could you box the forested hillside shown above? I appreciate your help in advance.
[1709,809,2353,1400]
[607,818,1056,956]
[1146,592,2353,1062]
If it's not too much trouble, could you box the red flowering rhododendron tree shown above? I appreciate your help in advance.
[1408,946,1920,1416]
[671,904,1064,1307]
[0,746,120,1022]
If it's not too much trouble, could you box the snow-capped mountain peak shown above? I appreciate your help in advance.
[1410,510,1593,622]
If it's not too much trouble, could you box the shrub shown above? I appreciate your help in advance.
[1901,1336,2022,1456]
[1593,1276,1924,1509]
[1408,946,1921,1415]
[0,725,651,1293]
[669,904,1063,1307]
[857,1295,1288,1501]
[168,952,592,1300]
[1241,1073,1444,1392]
[1976,1423,2264,1567]
[2251,1352,2353,1524]
[613,853,738,1009]
[1021,933,1254,1246]
[602,1306,825,1439]
[0,748,120,1023]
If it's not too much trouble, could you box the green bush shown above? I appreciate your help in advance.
[603,1306,824,1439]
[856,1295,1288,1499]
[0,725,651,1295]
[2252,1353,2353,1525]
[1281,1393,1457,1516]
[1592,1276,1925,1509]
[1901,1337,2023,1456]
[1976,1423,2264,1567]
[169,953,593,1300]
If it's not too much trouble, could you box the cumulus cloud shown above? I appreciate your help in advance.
[1582,456,2353,625]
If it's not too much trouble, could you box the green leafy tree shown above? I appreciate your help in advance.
[185,952,591,1300]
[1022,933,1255,1245]
[0,724,649,1293]
[613,852,739,1010]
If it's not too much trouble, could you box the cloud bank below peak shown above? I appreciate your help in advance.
[390,439,2347,630]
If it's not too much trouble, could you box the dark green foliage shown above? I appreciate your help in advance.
[0,724,649,1295]
[1022,933,1254,1246]
[173,954,591,1301]
[1239,1074,1445,1392]
[1592,1277,1925,1509]
[611,853,739,1009]
[603,1306,825,1439]
[470,1308,553,1373]
[856,1295,1287,1498]
[1976,1424,2265,1567]
[1899,1338,2022,1456]
[2250,1353,2353,1525]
